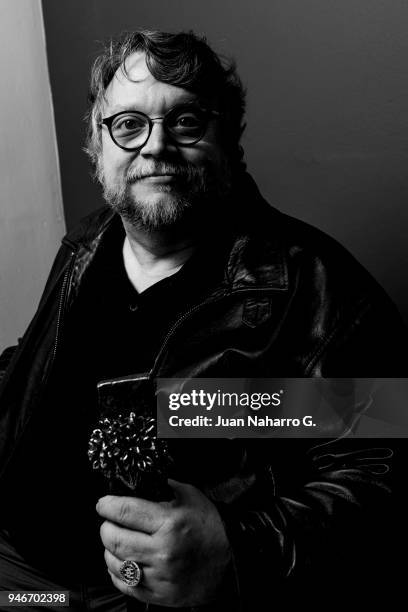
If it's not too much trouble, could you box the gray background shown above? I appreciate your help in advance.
[41,0,408,323]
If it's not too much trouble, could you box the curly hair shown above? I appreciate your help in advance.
[84,30,246,172]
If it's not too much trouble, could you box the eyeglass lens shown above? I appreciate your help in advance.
[110,107,206,148]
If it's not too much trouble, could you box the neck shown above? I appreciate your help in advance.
[123,218,197,265]
[121,219,198,291]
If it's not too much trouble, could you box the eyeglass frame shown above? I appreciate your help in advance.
[99,103,221,151]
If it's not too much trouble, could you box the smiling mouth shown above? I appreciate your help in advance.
[138,174,178,183]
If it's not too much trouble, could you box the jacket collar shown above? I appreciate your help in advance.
[62,172,289,293]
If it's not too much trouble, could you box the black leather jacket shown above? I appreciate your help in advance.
[0,174,406,608]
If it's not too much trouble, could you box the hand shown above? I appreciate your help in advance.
[96,479,233,607]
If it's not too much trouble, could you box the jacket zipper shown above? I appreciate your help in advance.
[149,287,271,379]
[49,250,76,372]
[149,292,228,378]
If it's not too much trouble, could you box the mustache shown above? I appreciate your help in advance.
[126,162,205,183]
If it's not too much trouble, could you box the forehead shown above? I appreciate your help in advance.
[104,51,197,114]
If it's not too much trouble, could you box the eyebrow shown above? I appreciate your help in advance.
[107,96,200,115]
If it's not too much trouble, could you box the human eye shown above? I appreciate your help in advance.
[112,113,146,135]
[177,112,201,126]
[169,107,203,133]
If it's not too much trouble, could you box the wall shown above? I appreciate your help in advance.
[0,0,65,349]
[42,0,408,323]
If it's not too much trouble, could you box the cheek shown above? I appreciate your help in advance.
[181,142,225,168]
[101,146,132,182]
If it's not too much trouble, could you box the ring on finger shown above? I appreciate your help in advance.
[119,559,143,587]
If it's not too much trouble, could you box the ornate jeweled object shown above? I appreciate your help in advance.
[88,376,173,501]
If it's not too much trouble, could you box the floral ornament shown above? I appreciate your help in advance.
[88,412,172,500]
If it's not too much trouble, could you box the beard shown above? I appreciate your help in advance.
[97,156,233,232]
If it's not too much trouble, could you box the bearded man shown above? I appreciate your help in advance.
[0,30,405,611]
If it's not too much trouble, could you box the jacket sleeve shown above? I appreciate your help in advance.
[216,435,394,609]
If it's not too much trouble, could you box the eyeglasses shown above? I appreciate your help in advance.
[100,103,220,151]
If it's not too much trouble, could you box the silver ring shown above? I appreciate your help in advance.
[119,559,143,587]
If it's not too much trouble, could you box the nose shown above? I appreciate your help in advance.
[139,119,171,157]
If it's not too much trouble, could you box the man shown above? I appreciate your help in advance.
[0,30,406,611]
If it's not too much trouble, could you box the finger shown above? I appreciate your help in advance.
[96,495,167,532]
[108,567,151,603]
[104,549,153,600]
[100,520,153,564]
